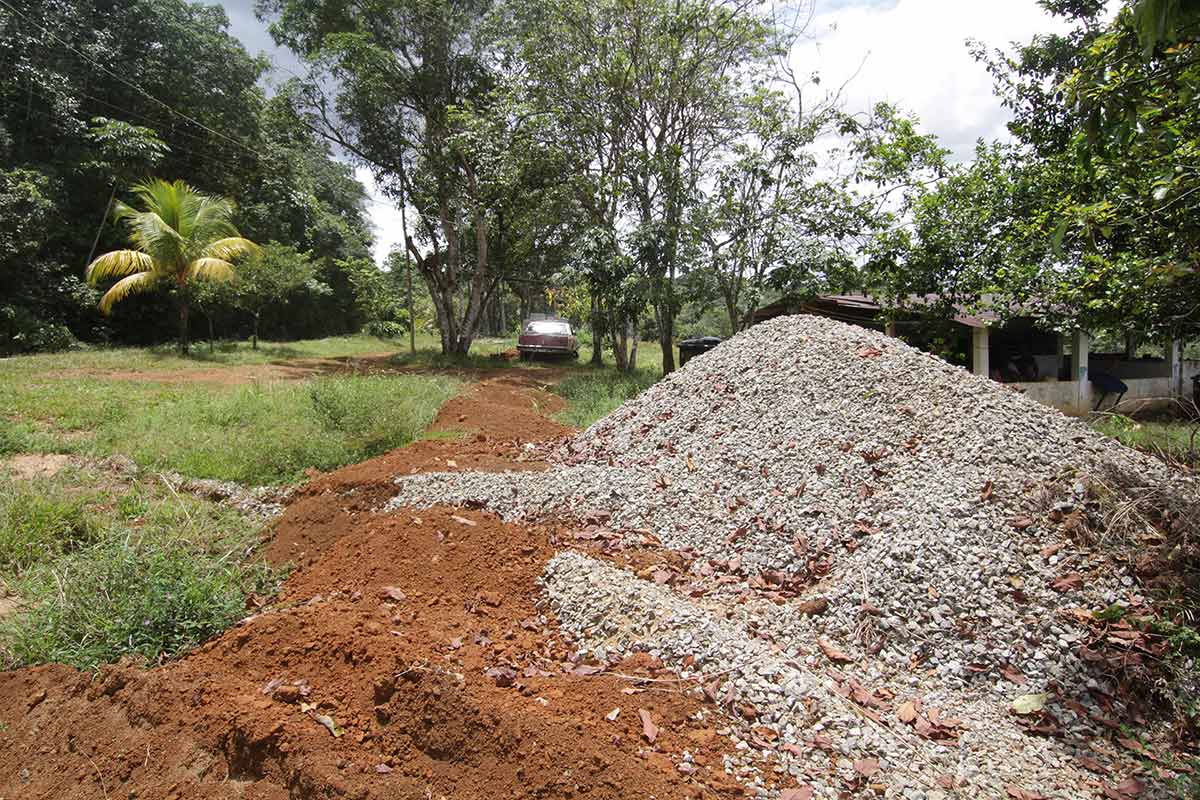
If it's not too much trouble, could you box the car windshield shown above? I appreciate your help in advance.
[526,321,570,335]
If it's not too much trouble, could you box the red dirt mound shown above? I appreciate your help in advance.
[0,373,744,800]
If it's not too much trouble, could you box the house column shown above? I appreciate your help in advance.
[1072,329,1090,413]
[884,320,897,337]
[972,326,990,377]
[1167,338,1183,399]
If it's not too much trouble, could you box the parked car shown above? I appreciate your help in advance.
[518,318,579,360]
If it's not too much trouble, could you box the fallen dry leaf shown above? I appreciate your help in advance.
[312,713,343,738]
[1011,693,1049,715]
[1006,786,1047,800]
[779,788,813,800]
[450,514,476,527]
[853,758,880,777]
[606,707,620,721]
[818,637,853,664]
[897,700,918,723]
[1001,664,1028,685]
[638,708,659,743]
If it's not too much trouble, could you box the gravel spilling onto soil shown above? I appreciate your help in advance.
[389,314,1198,798]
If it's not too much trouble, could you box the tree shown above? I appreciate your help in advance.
[233,243,316,349]
[259,0,503,355]
[85,179,258,354]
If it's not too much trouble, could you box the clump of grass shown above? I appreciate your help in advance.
[1092,414,1199,467]
[0,480,100,573]
[552,367,659,429]
[0,469,281,670]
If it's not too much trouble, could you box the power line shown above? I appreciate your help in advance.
[0,0,273,164]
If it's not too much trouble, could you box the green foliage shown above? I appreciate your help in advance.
[552,368,660,429]
[0,0,373,353]
[0,470,280,670]
[232,242,318,346]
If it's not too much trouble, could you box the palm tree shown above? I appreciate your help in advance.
[86,178,257,354]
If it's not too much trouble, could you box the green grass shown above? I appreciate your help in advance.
[0,374,459,485]
[551,366,661,428]
[1091,415,1199,465]
[0,466,281,670]
[0,333,399,376]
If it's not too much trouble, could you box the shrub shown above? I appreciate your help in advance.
[0,481,99,573]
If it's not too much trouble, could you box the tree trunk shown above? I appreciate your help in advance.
[658,301,675,375]
[611,311,628,371]
[627,316,639,372]
[178,302,190,355]
[590,295,603,366]
[86,184,117,271]
[207,314,215,353]
[252,312,260,350]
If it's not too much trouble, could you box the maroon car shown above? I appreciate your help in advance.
[518,318,579,360]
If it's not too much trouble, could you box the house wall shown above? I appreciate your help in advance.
[1011,377,1177,416]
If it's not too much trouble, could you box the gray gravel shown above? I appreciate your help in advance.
[388,314,1196,798]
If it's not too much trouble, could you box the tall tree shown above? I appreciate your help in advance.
[259,0,503,355]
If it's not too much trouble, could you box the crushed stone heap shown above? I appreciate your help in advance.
[389,314,1197,799]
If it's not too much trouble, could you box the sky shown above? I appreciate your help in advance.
[217,0,1072,265]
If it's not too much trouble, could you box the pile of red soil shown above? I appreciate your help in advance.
[0,374,744,799]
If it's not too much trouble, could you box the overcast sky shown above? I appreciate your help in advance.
[217,0,1071,265]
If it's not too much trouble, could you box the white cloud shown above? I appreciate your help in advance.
[354,167,407,267]
[794,0,1073,161]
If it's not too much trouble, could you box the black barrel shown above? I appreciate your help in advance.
[678,336,723,366]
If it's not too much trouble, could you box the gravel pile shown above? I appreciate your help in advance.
[389,314,1196,798]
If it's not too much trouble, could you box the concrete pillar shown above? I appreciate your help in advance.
[972,326,990,377]
[884,320,896,338]
[1167,338,1183,399]
[1072,329,1090,413]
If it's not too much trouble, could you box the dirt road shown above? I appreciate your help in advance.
[0,373,743,800]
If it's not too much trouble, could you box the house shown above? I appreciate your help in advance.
[752,293,1198,415]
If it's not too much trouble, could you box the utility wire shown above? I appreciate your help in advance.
[0,0,273,163]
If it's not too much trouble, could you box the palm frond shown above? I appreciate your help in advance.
[202,237,259,261]
[98,271,159,315]
[186,257,236,283]
[86,250,153,283]
[116,207,185,270]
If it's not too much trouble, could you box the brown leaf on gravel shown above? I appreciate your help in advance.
[795,597,829,616]
[1075,755,1109,774]
[1000,664,1028,685]
[779,787,813,800]
[853,758,880,777]
[1051,573,1084,592]
[818,638,853,663]
[380,586,407,602]
[936,775,956,789]
[806,733,834,751]
[1005,787,1047,800]
[857,346,883,358]
[896,700,918,723]
[638,709,658,743]
[651,569,673,585]
[980,480,994,501]
[1009,516,1036,530]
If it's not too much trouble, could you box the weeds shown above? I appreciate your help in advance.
[0,467,282,670]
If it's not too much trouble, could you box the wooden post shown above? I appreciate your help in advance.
[972,326,990,377]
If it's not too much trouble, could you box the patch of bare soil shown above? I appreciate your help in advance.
[0,453,75,480]
[0,373,743,799]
